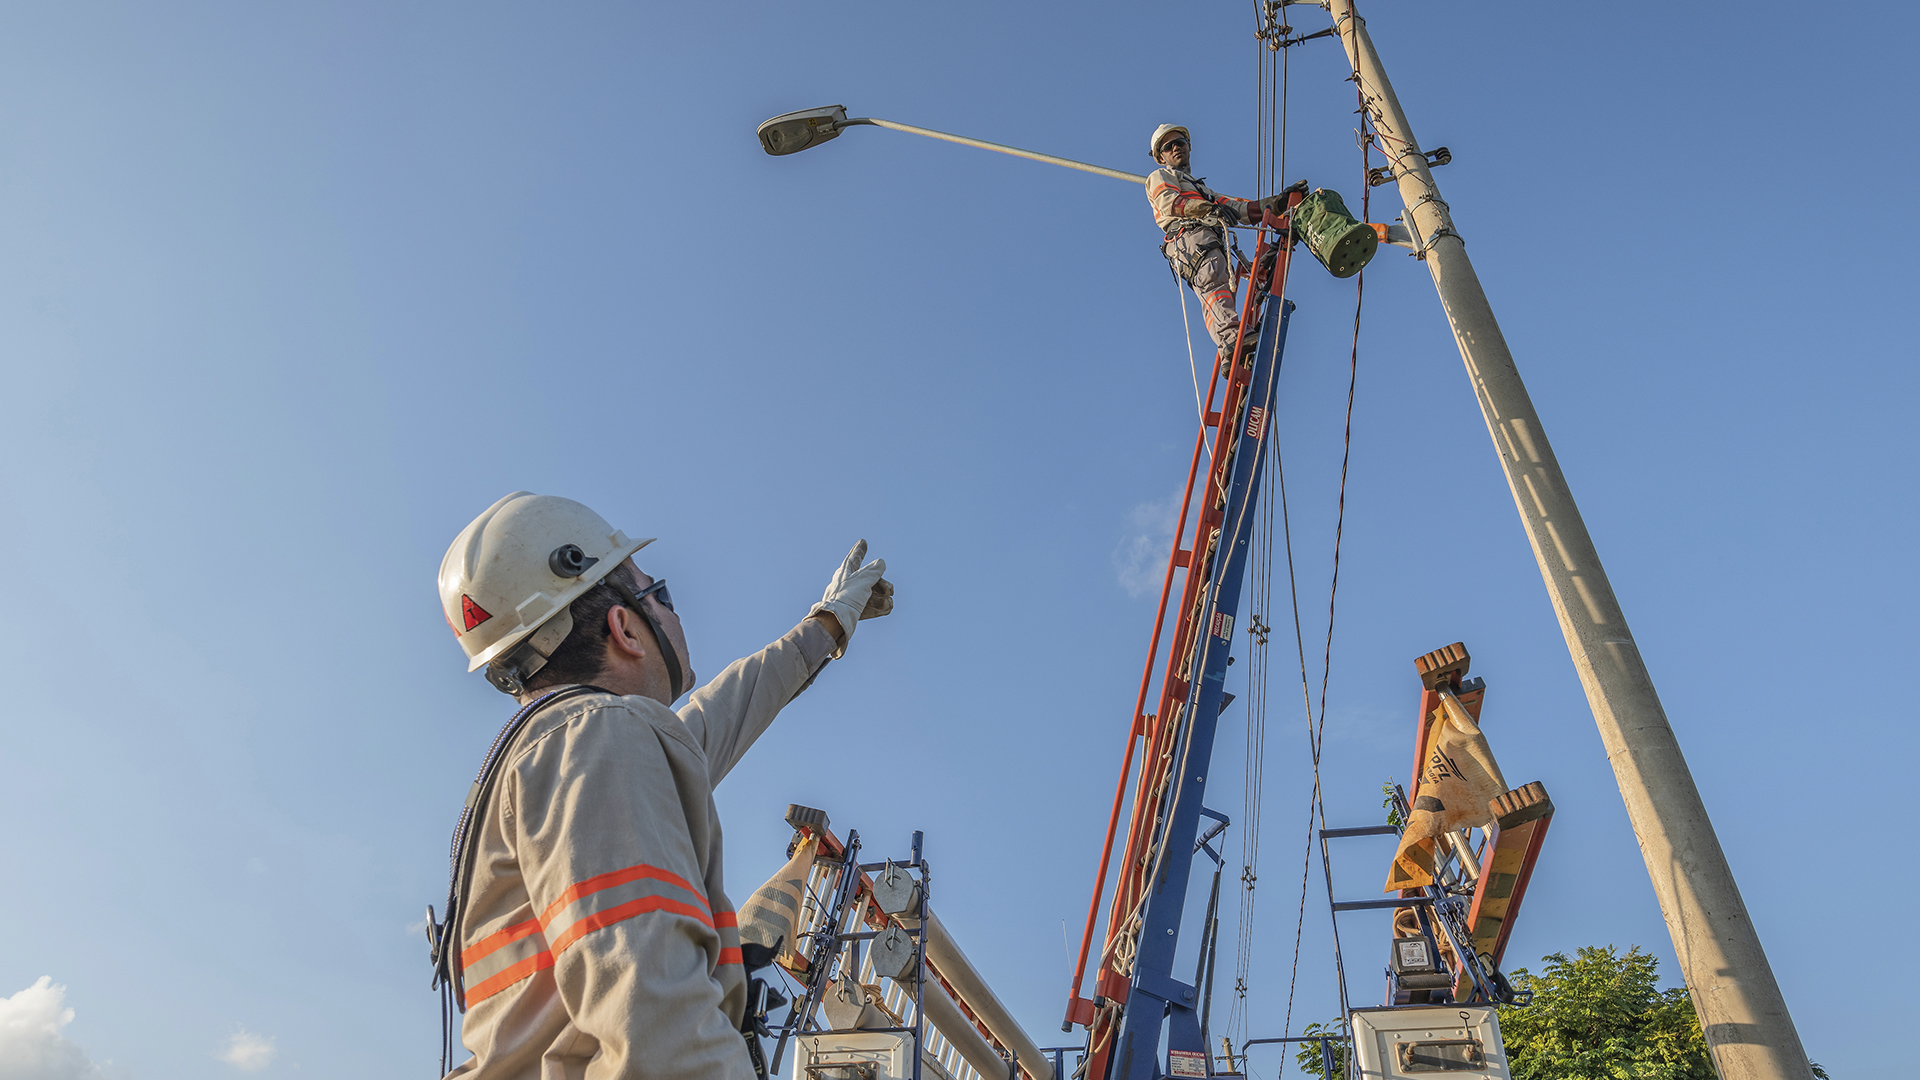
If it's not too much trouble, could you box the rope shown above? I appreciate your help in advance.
[1177,279,1208,429]
[1320,20,1366,739]
[1274,5,1371,1060]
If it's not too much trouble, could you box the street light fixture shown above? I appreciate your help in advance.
[756,104,1148,185]
[755,104,851,156]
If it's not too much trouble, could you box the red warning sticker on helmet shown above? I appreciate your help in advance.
[461,594,493,632]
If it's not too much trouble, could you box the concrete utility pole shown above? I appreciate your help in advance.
[1321,3,1811,1077]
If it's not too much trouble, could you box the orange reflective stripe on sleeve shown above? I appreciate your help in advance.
[715,909,742,966]
[462,917,545,968]
[548,894,716,953]
[461,917,554,1008]
[539,862,712,926]
[539,862,719,957]
[466,950,556,1006]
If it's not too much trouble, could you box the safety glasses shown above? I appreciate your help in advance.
[633,577,674,614]
[606,574,673,615]
[1161,138,1189,152]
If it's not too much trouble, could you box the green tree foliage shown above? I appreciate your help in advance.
[1291,1019,1349,1079]
[1499,946,1713,1080]
[1285,946,1828,1078]
[1381,780,1405,829]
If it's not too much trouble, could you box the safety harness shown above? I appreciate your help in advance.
[426,684,602,1075]
[1157,171,1244,285]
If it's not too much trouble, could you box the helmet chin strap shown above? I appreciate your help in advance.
[634,601,687,703]
[605,575,688,703]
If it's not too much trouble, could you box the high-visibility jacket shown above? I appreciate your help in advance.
[446,617,838,1080]
[1147,166,1256,237]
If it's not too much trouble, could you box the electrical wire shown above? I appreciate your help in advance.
[1274,4,1373,1064]
[1098,9,1383,1071]
[1228,5,1282,1049]
[1311,1,1377,1036]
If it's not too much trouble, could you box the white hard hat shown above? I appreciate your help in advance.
[1150,124,1190,160]
[439,492,653,687]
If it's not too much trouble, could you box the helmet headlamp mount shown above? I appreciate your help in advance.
[548,544,598,578]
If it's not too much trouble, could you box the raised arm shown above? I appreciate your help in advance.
[677,617,837,785]
[678,540,894,785]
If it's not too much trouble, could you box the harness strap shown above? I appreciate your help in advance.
[428,683,607,1070]
[1162,225,1228,284]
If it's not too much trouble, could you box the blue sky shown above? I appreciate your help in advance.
[0,1,1912,1077]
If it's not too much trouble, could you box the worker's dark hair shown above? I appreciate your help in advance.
[525,562,641,692]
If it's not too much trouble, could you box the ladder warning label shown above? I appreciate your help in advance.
[1169,1050,1208,1077]
[1210,611,1234,640]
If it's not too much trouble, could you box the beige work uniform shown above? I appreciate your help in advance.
[1148,166,1258,359]
[447,618,837,1080]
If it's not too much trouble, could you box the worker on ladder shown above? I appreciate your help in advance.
[428,492,893,1080]
[1147,124,1289,363]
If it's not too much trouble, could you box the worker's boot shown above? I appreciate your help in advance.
[1231,324,1261,364]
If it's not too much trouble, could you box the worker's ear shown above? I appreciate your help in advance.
[606,605,652,660]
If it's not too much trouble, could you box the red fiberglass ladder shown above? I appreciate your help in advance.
[1061,192,1305,1080]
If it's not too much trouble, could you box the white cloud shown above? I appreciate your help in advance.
[1112,493,1183,598]
[0,977,105,1080]
[216,1028,276,1072]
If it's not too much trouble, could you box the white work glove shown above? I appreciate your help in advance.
[810,540,893,659]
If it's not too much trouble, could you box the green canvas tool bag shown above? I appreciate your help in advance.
[1293,187,1379,279]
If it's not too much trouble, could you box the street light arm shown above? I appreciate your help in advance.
[840,117,1148,185]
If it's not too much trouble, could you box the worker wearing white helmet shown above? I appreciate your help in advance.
[428,492,893,1080]
[1147,124,1290,363]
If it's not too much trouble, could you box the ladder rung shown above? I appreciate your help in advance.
[1331,897,1432,912]
[1321,825,1400,839]
[1205,411,1221,427]
[1172,549,1191,567]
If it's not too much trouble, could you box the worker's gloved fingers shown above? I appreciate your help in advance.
[835,540,868,586]
[820,539,868,602]
[821,546,882,607]
[834,558,886,614]
[861,576,894,620]
[812,544,886,658]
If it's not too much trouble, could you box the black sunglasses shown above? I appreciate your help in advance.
[609,575,673,614]
[1161,138,1189,151]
